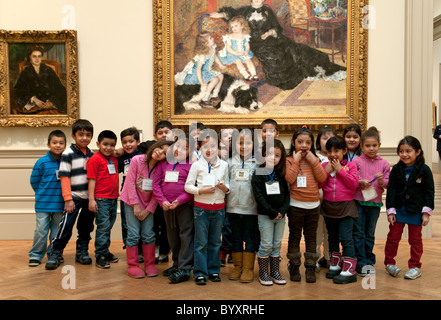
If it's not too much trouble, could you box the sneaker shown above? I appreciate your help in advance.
[208,273,221,282]
[96,255,110,269]
[169,269,190,283]
[404,267,421,280]
[45,251,63,270]
[29,259,40,267]
[195,276,206,285]
[106,252,119,263]
[385,264,401,277]
[75,252,92,265]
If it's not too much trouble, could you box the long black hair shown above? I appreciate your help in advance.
[396,135,425,164]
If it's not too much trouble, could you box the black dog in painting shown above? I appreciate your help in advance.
[174,74,262,115]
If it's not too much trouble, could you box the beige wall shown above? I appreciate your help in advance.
[0,0,433,240]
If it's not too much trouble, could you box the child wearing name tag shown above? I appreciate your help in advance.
[226,128,259,283]
[87,130,120,269]
[251,139,290,286]
[185,129,230,285]
[353,127,390,276]
[343,123,362,162]
[120,140,173,278]
[319,136,359,284]
[285,127,327,283]
[153,137,194,283]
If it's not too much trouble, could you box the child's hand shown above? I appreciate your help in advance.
[305,151,316,164]
[325,162,334,173]
[376,173,384,186]
[359,179,371,188]
[293,150,303,163]
[162,201,171,211]
[169,200,179,210]
[216,180,229,193]
[387,213,396,226]
[330,159,342,172]
[274,213,283,220]
[89,199,98,213]
[199,186,215,194]
[64,200,75,214]
[422,213,430,226]
[137,210,150,221]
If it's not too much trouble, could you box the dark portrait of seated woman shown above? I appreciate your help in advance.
[13,45,67,114]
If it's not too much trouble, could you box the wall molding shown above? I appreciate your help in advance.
[435,14,441,41]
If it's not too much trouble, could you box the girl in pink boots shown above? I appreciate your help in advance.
[120,140,173,278]
[319,136,359,284]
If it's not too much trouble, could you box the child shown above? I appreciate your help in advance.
[260,119,280,144]
[251,139,290,286]
[353,127,390,276]
[29,130,66,266]
[226,128,259,283]
[384,136,434,280]
[343,123,362,162]
[185,129,230,285]
[152,137,194,283]
[87,130,120,269]
[319,135,359,284]
[219,15,258,81]
[315,126,337,270]
[45,119,95,270]
[175,32,226,108]
[118,127,142,251]
[138,120,175,153]
[120,140,173,278]
[218,126,236,266]
[285,127,327,283]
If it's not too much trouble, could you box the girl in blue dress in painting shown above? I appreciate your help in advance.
[175,32,226,109]
[219,16,258,82]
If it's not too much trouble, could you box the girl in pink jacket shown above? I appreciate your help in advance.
[120,140,173,279]
[319,135,359,284]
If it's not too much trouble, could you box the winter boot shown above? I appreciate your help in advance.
[269,255,286,285]
[287,252,302,282]
[45,250,63,270]
[333,257,357,284]
[304,252,319,283]
[229,252,243,280]
[126,246,145,278]
[75,239,92,265]
[142,244,159,277]
[326,252,342,279]
[240,252,256,283]
[257,256,273,286]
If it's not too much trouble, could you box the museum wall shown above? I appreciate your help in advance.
[0,0,433,239]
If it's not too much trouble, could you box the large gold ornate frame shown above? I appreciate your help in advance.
[0,30,79,127]
[153,0,368,133]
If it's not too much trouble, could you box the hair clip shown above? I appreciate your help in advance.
[302,125,308,128]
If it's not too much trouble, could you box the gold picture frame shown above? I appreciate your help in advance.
[0,30,79,127]
[153,0,368,133]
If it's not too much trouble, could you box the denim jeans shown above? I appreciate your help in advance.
[193,206,225,279]
[28,211,63,261]
[229,212,259,253]
[94,198,117,257]
[324,216,356,258]
[124,203,155,247]
[353,202,381,266]
[257,214,286,257]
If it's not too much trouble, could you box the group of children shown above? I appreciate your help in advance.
[28,118,434,287]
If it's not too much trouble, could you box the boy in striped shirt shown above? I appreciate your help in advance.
[45,119,96,270]
[29,130,66,267]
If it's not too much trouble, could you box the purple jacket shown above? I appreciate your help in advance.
[152,159,193,207]
[319,160,359,202]
[353,154,390,203]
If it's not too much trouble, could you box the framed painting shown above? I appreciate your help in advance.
[0,30,79,127]
[153,0,368,134]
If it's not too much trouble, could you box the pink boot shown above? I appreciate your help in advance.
[126,246,145,279]
[142,244,158,277]
[333,257,357,284]
[326,252,342,279]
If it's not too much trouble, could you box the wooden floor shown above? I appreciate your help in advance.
[1,177,441,303]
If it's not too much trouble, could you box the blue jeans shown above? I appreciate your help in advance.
[124,203,155,247]
[353,202,381,266]
[94,198,117,257]
[257,214,286,257]
[193,206,225,279]
[29,211,63,261]
[324,216,356,258]
[229,212,259,253]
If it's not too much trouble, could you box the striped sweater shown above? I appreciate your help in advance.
[285,155,327,204]
[58,144,94,200]
[30,151,64,213]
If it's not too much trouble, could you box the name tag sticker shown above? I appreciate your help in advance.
[165,171,180,182]
[265,181,280,195]
[235,169,250,181]
[142,178,153,191]
[297,175,307,188]
[107,163,116,175]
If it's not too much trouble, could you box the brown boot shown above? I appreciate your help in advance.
[229,252,243,280]
[304,252,319,283]
[287,252,302,282]
[240,252,256,283]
